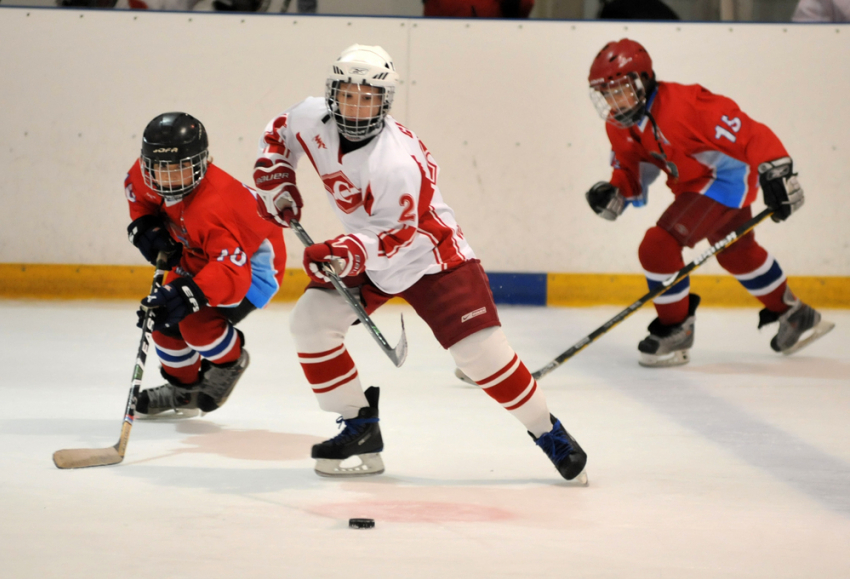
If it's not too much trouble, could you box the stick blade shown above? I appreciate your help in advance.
[454,367,477,386]
[53,446,123,469]
[388,314,408,368]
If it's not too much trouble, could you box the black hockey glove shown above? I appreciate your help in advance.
[758,157,804,223]
[138,277,208,332]
[585,182,625,221]
[128,215,183,269]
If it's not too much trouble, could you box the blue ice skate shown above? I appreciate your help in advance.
[312,386,384,477]
[530,414,588,485]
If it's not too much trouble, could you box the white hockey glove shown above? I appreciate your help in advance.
[585,182,625,221]
[253,158,303,227]
[758,157,804,223]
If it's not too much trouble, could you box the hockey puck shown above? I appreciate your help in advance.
[349,518,375,529]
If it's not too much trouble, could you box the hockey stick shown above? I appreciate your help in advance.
[288,218,408,367]
[455,207,775,384]
[53,251,169,469]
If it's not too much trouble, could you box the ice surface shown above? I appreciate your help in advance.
[1,300,848,578]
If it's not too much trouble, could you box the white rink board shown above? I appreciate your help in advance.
[1,9,848,275]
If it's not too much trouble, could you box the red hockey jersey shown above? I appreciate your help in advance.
[606,82,789,209]
[125,161,286,308]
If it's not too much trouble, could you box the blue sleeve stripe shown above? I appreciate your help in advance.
[245,239,281,309]
[694,150,750,208]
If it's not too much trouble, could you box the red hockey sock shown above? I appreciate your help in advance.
[757,281,792,313]
[716,234,790,314]
[164,364,201,386]
[152,331,201,384]
[639,226,689,325]
[654,298,691,326]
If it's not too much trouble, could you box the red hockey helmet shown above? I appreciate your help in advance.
[588,39,656,128]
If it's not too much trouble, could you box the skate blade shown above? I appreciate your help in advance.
[781,320,836,356]
[136,408,202,421]
[314,453,385,478]
[638,349,690,368]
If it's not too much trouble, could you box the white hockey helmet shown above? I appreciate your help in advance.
[326,44,399,141]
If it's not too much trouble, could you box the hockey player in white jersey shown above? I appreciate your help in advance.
[254,44,588,483]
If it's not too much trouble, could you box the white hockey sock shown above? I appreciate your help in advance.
[450,327,553,437]
[290,289,367,418]
[297,345,367,418]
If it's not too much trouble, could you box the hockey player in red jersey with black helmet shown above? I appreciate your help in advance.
[585,38,834,367]
[126,112,286,416]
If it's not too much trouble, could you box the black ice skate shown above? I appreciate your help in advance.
[758,288,835,355]
[136,368,202,419]
[197,349,250,412]
[311,386,384,477]
[529,414,588,485]
[638,294,700,368]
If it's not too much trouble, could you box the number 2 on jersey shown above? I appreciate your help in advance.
[399,194,416,223]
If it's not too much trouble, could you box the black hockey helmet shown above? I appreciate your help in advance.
[140,112,210,201]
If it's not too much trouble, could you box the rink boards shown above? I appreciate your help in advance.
[1,263,848,308]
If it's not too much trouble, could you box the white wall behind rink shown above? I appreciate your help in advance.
[1,8,848,276]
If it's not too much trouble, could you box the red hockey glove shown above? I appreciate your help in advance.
[253,158,303,227]
[302,235,367,283]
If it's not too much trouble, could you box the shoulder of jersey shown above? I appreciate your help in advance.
[385,117,419,138]
[369,121,425,180]
[659,81,709,102]
[287,96,331,130]
[199,165,255,210]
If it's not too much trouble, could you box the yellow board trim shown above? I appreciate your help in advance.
[0,264,310,302]
[547,273,850,309]
[1,264,848,308]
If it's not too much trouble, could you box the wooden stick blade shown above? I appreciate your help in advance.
[53,446,123,469]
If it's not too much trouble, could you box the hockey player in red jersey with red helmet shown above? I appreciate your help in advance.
[585,38,834,367]
[126,112,286,416]
[254,44,587,482]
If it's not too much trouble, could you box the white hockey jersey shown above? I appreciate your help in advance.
[256,97,476,294]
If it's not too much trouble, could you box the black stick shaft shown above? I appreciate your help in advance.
[115,251,169,456]
[532,207,774,381]
[288,219,407,367]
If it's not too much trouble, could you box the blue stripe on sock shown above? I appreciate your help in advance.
[738,261,784,292]
[198,324,235,359]
[646,275,690,296]
[155,347,196,364]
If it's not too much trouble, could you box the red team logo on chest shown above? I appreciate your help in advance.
[321,171,363,214]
